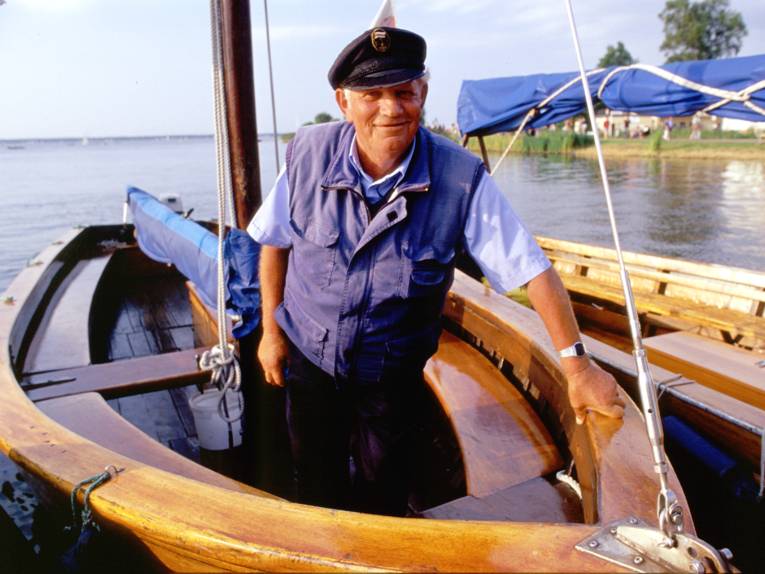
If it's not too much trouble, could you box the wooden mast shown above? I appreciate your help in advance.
[219,0,292,494]
[221,0,261,226]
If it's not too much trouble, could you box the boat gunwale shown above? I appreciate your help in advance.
[536,235,765,292]
[0,227,689,572]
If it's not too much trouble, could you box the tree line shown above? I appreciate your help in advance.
[598,0,747,67]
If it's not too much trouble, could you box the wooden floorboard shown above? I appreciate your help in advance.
[169,386,199,439]
[114,390,187,446]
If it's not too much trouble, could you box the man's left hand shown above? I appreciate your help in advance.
[565,359,625,425]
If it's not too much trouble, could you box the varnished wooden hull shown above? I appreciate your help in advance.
[0,226,693,572]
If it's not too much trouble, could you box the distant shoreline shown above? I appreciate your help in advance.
[468,133,765,161]
[0,133,285,145]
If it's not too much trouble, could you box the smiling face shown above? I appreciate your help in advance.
[335,79,428,179]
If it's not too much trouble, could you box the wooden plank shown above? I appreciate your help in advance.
[169,386,199,439]
[23,347,210,401]
[558,274,765,344]
[546,249,765,305]
[424,332,563,498]
[644,332,765,410]
[22,255,111,374]
[37,393,273,498]
[419,476,582,523]
[536,235,765,289]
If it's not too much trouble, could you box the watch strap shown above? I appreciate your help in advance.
[559,341,587,358]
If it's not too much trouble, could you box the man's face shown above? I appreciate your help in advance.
[336,80,428,164]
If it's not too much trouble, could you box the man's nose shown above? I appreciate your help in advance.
[380,96,403,116]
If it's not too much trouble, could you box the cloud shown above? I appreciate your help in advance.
[14,0,95,12]
[256,23,344,42]
[399,0,498,16]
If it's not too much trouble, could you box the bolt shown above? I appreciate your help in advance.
[610,528,617,535]
[633,556,644,565]
[628,517,638,525]
[588,540,599,548]
[720,548,733,561]
[689,559,705,574]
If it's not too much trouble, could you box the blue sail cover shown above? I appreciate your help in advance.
[457,54,765,136]
[127,186,260,339]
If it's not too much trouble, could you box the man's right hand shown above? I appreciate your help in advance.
[258,330,289,387]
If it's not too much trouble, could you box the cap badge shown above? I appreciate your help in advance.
[370,28,390,53]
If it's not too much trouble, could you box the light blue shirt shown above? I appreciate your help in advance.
[248,138,550,293]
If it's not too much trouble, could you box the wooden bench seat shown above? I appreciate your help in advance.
[644,331,765,410]
[23,255,112,374]
[38,392,276,498]
[23,347,210,402]
[419,475,582,523]
[559,273,765,345]
[423,331,563,499]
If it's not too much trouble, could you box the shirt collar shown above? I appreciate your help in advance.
[348,135,416,190]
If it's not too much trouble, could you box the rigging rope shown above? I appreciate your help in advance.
[489,68,604,176]
[598,64,765,118]
[204,0,242,423]
[263,0,281,172]
[563,0,683,546]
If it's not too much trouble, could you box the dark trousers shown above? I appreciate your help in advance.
[285,342,424,516]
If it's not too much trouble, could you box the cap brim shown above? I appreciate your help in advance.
[342,68,426,90]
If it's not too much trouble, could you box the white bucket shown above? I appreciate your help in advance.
[188,389,243,451]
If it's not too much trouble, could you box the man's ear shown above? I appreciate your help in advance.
[419,82,429,106]
[335,88,350,119]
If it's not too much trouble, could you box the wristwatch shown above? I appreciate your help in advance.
[559,341,588,358]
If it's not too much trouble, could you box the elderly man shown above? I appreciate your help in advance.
[248,27,623,515]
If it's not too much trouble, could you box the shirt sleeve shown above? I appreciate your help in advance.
[246,165,292,248]
[463,171,551,293]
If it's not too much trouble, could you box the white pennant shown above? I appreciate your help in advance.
[370,0,396,28]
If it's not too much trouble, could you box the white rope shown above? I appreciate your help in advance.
[489,69,604,176]
[597,63,765,119]
[489,110,533,176]
[263,0,280,172]
[206,0,242,423]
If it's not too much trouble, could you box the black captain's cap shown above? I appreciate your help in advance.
[328,27,427,90]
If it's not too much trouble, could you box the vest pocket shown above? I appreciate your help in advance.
[405,248,455,298]
[383,325,441,376]
[290,219,339,287]
[279,292,329,362]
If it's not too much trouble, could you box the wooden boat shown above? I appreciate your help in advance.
[536,235,765,412]
[0,1,745,571]
[0,224,698,572]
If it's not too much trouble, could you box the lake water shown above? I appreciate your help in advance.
[1,136,764,292]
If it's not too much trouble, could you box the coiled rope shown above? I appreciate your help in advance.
[201,0,243,424]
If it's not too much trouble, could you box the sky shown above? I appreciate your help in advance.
[1,0,764,140]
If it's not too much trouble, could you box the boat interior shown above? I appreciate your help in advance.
[12,224,588,523]
[5,223,764,570]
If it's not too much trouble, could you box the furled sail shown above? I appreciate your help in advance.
[127,186,260,338]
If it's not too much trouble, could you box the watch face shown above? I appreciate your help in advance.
[573,342,586,356]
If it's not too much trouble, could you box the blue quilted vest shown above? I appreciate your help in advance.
[276,121,484,381]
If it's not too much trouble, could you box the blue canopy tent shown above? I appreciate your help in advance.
[457,54,765,137]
